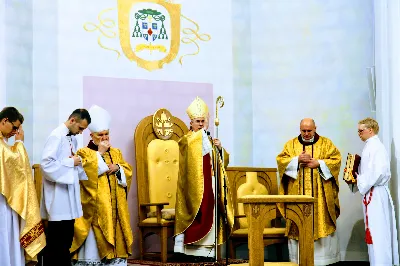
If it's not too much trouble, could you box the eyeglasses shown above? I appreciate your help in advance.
[7,120,19,131]
[358,128,368,134]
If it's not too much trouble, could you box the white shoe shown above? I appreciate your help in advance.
[174,234,185,253]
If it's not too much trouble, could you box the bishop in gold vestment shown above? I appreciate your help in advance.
[276,118,341,266]
[174,97,234,259]
[0,107,46,266]
[71,105,133,266]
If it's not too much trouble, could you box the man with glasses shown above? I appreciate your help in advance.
[40,109,91,266]
[276,118,341,265]
[0,107,46,266]
[346,117,399,265]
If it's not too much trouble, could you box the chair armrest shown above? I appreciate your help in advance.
[140,203,169,223]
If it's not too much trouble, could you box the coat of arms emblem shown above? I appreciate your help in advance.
[118,0,181,71]
[84,0,210,71]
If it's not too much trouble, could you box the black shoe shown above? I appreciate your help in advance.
[192,256,215,263]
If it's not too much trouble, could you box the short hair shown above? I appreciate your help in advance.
[0,107,24,124]
[68,109,91,124]
[359,117,379,134]
[300,118,316,127]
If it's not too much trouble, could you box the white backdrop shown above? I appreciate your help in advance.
[374,0,400,259]
[1,0,378,261]
[0,1,5,109]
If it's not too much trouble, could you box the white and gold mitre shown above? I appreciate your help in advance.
[88,105,111,133]
[186,96,209,120]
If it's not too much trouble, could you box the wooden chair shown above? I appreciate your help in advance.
[32,164,42,204]
[134,108,188,262]
[226,167,287,260]
[236,195,315,266]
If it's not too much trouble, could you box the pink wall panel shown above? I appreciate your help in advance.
[83,76,213,257]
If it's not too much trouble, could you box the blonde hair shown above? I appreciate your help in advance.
[358,117,379,134]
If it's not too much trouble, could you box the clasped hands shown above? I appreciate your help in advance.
[71,155,81,166]
[299,151,320,169]
[98,140,119,174]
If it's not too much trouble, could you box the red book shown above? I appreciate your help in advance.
[343,153,361,183]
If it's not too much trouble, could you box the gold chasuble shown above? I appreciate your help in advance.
[71,144,133,260]
[0,133,46,263]
[175,130,234,245]
[277,134,341,240]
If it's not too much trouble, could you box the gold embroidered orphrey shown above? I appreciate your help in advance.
[118,0,181,71]
[20,221,45,248]
[153,108,174,140]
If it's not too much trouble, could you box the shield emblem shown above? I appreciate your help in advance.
[118,0,181,71]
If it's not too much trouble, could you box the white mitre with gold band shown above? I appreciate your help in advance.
[88,105,111,133]
[186,96,209,120]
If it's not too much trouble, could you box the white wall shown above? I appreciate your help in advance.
[32,0,60,163]
[0,1,5,109]
[2,0,34,157]
[232,0,253,166]
[374,0,400,257]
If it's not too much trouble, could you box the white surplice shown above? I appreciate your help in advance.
[40,123,87,221]
[351,135,399,266]
[73,228,127,266]
[0,138,25,266]
[285,153,340,265]
[0,195,24,266]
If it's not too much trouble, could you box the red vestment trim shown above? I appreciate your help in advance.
[363,187,374,244]
[184,153,215,244]
[20,221,45,248]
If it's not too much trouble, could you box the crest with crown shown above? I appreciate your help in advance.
[186,96,209,120]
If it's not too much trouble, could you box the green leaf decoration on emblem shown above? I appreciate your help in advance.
[138,9,161,16]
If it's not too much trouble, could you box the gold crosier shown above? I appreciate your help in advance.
[215,96,224,138]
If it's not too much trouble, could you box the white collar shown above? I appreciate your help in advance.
[365,135,378,143]
[301,136,314,143]
[60,123,70,136]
